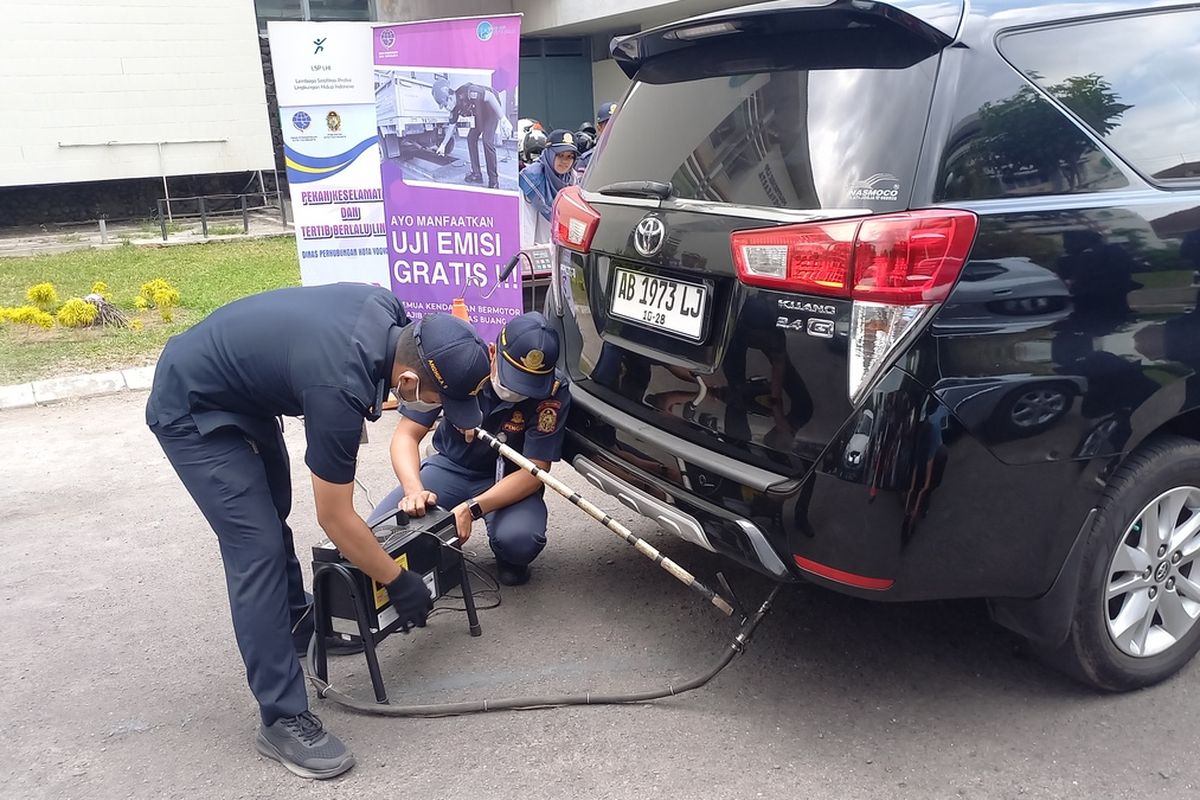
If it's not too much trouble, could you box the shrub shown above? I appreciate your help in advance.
[138,278,174,304]
[140,278,182,322]
[134,295,150,310]
[56,298,99,328]
[91,281,112,300]
[26,283,58,310]
[0,306,55,330]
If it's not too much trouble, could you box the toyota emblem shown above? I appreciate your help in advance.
[633,215,666,257]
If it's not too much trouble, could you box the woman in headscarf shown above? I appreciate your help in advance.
[519,128,578,248]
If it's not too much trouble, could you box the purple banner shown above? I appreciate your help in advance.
[374,15,523,343]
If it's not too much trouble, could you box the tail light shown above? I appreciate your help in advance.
[731,210,978,402]
[551,186,601,254]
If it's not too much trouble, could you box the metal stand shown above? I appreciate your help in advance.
[311,557,482,704]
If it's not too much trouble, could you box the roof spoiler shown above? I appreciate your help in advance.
[610,0,962,79]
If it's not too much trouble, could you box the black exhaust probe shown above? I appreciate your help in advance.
[475,427,735,617]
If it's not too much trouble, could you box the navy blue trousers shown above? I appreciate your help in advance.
[369,453,548,566]
[151,416,311,725]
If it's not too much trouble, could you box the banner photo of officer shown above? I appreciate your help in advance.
[374,15,523,344]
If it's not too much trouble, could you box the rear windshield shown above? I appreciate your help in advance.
[584,40,939,212]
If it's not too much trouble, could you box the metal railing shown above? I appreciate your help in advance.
[154,191,287,241]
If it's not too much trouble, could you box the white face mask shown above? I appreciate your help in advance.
[491,373,528,403]
[398,373,442,413]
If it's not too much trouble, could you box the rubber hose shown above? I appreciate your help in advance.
[303,585,780,718]
[305,645,738,718]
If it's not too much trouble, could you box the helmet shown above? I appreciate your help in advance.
[579,122,598,137]
[521,128,549,163]
[431,80,453,109]
[573,130,596,154]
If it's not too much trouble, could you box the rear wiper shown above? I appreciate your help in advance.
[596,180,674,200]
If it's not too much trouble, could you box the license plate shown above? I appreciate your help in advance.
[610,267,708,341]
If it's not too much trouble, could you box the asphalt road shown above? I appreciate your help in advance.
[4,392,1200,799]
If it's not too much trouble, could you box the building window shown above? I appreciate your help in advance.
[256,0,374,34]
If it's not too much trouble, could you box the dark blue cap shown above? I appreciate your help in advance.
[546,128,579,155]
[496,311,559,399]
[414,313,491,429]
[596,102,617,123]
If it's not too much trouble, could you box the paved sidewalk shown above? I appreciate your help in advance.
[0,363,155,409]
[0,209,293,258]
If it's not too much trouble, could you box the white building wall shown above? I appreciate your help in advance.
[516,0,730,34]
[0,0,275,188]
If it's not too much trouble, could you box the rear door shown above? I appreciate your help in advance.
[555,2,959,483]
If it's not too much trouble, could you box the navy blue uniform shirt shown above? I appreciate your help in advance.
[401,372,571,474]
[146,284,408,485]
[450,83,499,124]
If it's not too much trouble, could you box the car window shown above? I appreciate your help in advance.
[935,62,1130,202]
[583,38,940,212]
[1000,9,1200,185]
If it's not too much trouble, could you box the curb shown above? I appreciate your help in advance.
[0,364,155,410]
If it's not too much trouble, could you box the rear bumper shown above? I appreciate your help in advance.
[563,370,1104,602]
[569,449,792,580]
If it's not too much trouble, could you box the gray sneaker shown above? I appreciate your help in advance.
[255,711,355,779]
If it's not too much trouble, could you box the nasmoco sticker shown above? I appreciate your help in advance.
[848,173,901,202]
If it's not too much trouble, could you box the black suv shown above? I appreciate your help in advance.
[544,0,1200,690]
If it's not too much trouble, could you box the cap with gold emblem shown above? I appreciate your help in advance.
[545,128,579,156]
[413,313,491,429]
[496,311,560,399]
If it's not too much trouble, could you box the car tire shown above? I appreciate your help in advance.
[1052,435,1200,691]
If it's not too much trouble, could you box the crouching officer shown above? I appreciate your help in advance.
[372,312,570,586]
[146,284,491,781]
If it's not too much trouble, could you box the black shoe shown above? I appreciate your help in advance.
[495,557,531,586]
[255,711,355,780]
[295,634,365,661]
[487,179,499,189]
[464,172,484,184]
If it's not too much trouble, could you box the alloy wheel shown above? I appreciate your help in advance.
[1105,486,1200,657]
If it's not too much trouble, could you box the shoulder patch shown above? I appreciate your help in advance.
[536,399,561,434]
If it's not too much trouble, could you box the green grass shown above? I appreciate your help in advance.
[0,238,300,383]
[139,221,189,237]
[209,225,245,236]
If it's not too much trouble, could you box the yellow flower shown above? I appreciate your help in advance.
[130,319,144,332]
[134,296,150,310]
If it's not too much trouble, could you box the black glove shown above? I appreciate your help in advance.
[385,569,433,632]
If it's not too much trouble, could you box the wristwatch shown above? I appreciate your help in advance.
[467,498,485,520]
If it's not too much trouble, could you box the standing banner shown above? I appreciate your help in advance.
[373,15,523,342]
[268,21,389,287]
